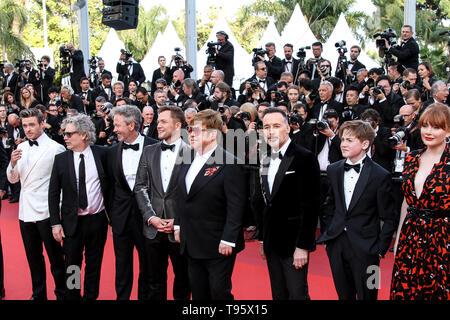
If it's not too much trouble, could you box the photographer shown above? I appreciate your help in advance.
[174,78,206,109]
[197,65,214,98]
[38,55,55,105]
[298,78,318,114]
[390,104,423,154]
[111,81,126,105]
[405,88,425,118]
[88,58,112,89]
[311,81,344,121]
[239,61,275,104]
[66,42,86,94]
[47,86,61,107]
[91,96,111,146]
[335,45,366,85]
[289,103,314,151]
[256,42,283,81]
[341,85,367,124]
[267,81,288,107]
[282,44,300,82]
[167,69,184,102]
[307,42,325,80]
[21,59,40,93]
[393,68,420,99]
[387,62,403,84]
[135,87,156,110]
[205,82,239,111]
[169,50,193,79]
[385,25,419,71]
[329,77,345,103]
[151,56,172,96]
[153,89,169,110]
[214,31,235,86]
[368,75,404,128]
[116,49,146,88]
[2,63,19,99]
[311,59,333,90]
[60,85,85,114]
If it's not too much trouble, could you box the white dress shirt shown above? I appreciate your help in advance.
[160,138,182,193]
[73,146,104,216]
[343,156,366,210]
[122,134,145,191]
[267,139,291,193]
[317,135,336,172]
[185,145,217,194]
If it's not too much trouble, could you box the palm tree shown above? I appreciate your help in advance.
[0,0,32,61]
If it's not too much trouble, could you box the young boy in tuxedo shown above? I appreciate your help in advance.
[317,120,397,300]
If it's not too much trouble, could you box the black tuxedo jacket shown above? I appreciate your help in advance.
[40,67,55,96]
[311,100,344,119]
[49,145,111,237]
[70,50,86,79]
[203,97,240,111]
[314,134,343,163]
[134,140,190,242]
[175,146,247,259]
[117,62,146,86]
[317,157,397,259]
[373,92,404,128]
[335,60,366,83]
[77,89,96,114]
[68,94,86,114]
[175,91,206,109]
[282,58,300,81]
[389,38,419,71]
[265,56,283,81]
[140,120,159,140]
[372,126,395,172]
[0,140,8,193]
[151,68,172,95]
[215,41,235,86]
[290,123,314,152]
[239,75,276,95]
[107,137,158,235]
[257,142,320,258]
[7,124,25,143]
[91,85,115,104]
[2,72,19,96]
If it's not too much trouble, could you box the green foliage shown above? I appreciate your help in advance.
[420,45,448,80]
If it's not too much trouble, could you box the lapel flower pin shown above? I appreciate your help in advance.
[204,166,220,177]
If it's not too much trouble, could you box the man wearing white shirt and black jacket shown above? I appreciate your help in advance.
[49,114,111,300]
[174,109,247,300]
[317,120,396,300]
[7,108,66,300]
[282,44,300,83]
[256,107,320,300]
[116,50,146,89]
[106,105,157,300]
[135,105,191,300]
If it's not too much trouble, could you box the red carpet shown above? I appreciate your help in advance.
[0,200,394,300]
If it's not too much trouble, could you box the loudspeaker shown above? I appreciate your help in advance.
[102,1,139,30]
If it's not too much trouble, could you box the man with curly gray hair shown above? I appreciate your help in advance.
[49,113,111,300]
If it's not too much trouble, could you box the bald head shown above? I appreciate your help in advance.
[8,113,20,127]
[172,70,185,83]
[142,106,155,125]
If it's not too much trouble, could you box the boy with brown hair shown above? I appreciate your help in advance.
[317,120,397,300]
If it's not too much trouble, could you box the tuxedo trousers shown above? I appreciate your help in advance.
[63,210,108,300]
[145,232,190,300]
[19,218,66,300]
[112,212,150,300]
[325,231,379,300]
[0,231,4,291]
[187,253,237,300]
[266,251,310,300]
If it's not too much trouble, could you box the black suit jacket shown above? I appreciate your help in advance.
[140,120,159,140]
[117,62,146,87]
[239,75,276,95]
[389,38,420,71]
[70,50,86,79]
[91,85,114,104]
[265,56,283,81]
[257,142,321,258]
[175,146,247,259]
[107,137,158,235]
[314,134,343,164]
[49,145,111,237]
[335,60,365,83]
[151,68,172,95]
[68,94,86,114]
[77,89,96,114]
[311,100,344,120]
[372,126,395,172]
[2,72,20,97]
[215,41,235,86]
[373,92,404,128]
[282,58,300,82]
[317,157,397,259]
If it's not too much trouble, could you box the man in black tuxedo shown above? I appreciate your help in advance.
[335,45,366,85]
[135,105,191,300]
[174,109,247,300]
[140,106,158,140]
[239,61,275,102]
[49,114,110,300]
[0,133,9,300]
[67,42,86,94]
[423,80,449,108]
[38,55,56,105]
[311,81,344,120]
[317,120,397,300]
[214,31,235,87]
[117,51,146,88]
[204,82,239,111]
[78,77,95,114]
[290,104,314,151]
[92,73,114,103]
[282,44,300,83]
[197,65,214,98]
[257,42,283,81]
[60,85,86,114]
[107,105,157,300]
[89,58,112,88]
[307,42,325,80]
[385,25,419,71]
[340,86,367,123]
[21,60,40,92]
[257,107,320,300]
[2,63,20,99]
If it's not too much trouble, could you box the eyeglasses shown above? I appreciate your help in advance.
[187,126,209,136]
[259,68,267,71]
[401,113,413,118]
[63,131,78,138]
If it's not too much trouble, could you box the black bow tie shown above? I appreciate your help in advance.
[28,140,39,147]
[161,143,175,152]
[123,143,139,151]
[259,79,266,83]
[270,152,283,160]
[344,163,361,173]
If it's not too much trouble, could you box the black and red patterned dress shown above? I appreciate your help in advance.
[390,143,450,300]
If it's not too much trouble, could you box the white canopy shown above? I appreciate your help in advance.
[281,4,318,52]
[97,28,126,81]
[257,17,284,52]
[323,13,380,74]
[141,22,186,80]
[197,15,253,89]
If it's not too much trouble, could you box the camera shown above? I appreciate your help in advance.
[256,120,263,131]
[173,48,184,67]
[308,119,330,131]
[289,113,304,127]
[59,46,71,75]
[274,91,283,101]
[373,85,385,96]
[296,46,311,59]
[366,78,375,88]
[37,59,44,69]
[100,103,112,116]
[218,106,225,114]
[88,56,100,69]
[374,28,398,49]
[341,108,357,122]
[220,114,227,124]
[319,64,330,78]
[335,40,346,48]
[15,59,26,73]
[0,126,7,136]
[252,48,270,64]
[401,80,411,90]
[59,46,70,58]
[206,41,220,66]
[388,126,410,147]
[309,89,318,102]
[249,79,260,91]
[120,49,132,60]
[207,41,221,48]
[239,112,251,122]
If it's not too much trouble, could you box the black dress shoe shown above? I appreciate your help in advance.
[8,198,18,203]
[30,295,47,301]
[0,288,5,300]
[1,194,8,200]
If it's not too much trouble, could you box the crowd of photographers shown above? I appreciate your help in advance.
[0,26,449,221]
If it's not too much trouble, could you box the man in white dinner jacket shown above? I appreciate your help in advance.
[7,108,66,300]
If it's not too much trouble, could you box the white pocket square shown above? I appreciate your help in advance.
[285,171,295,175]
